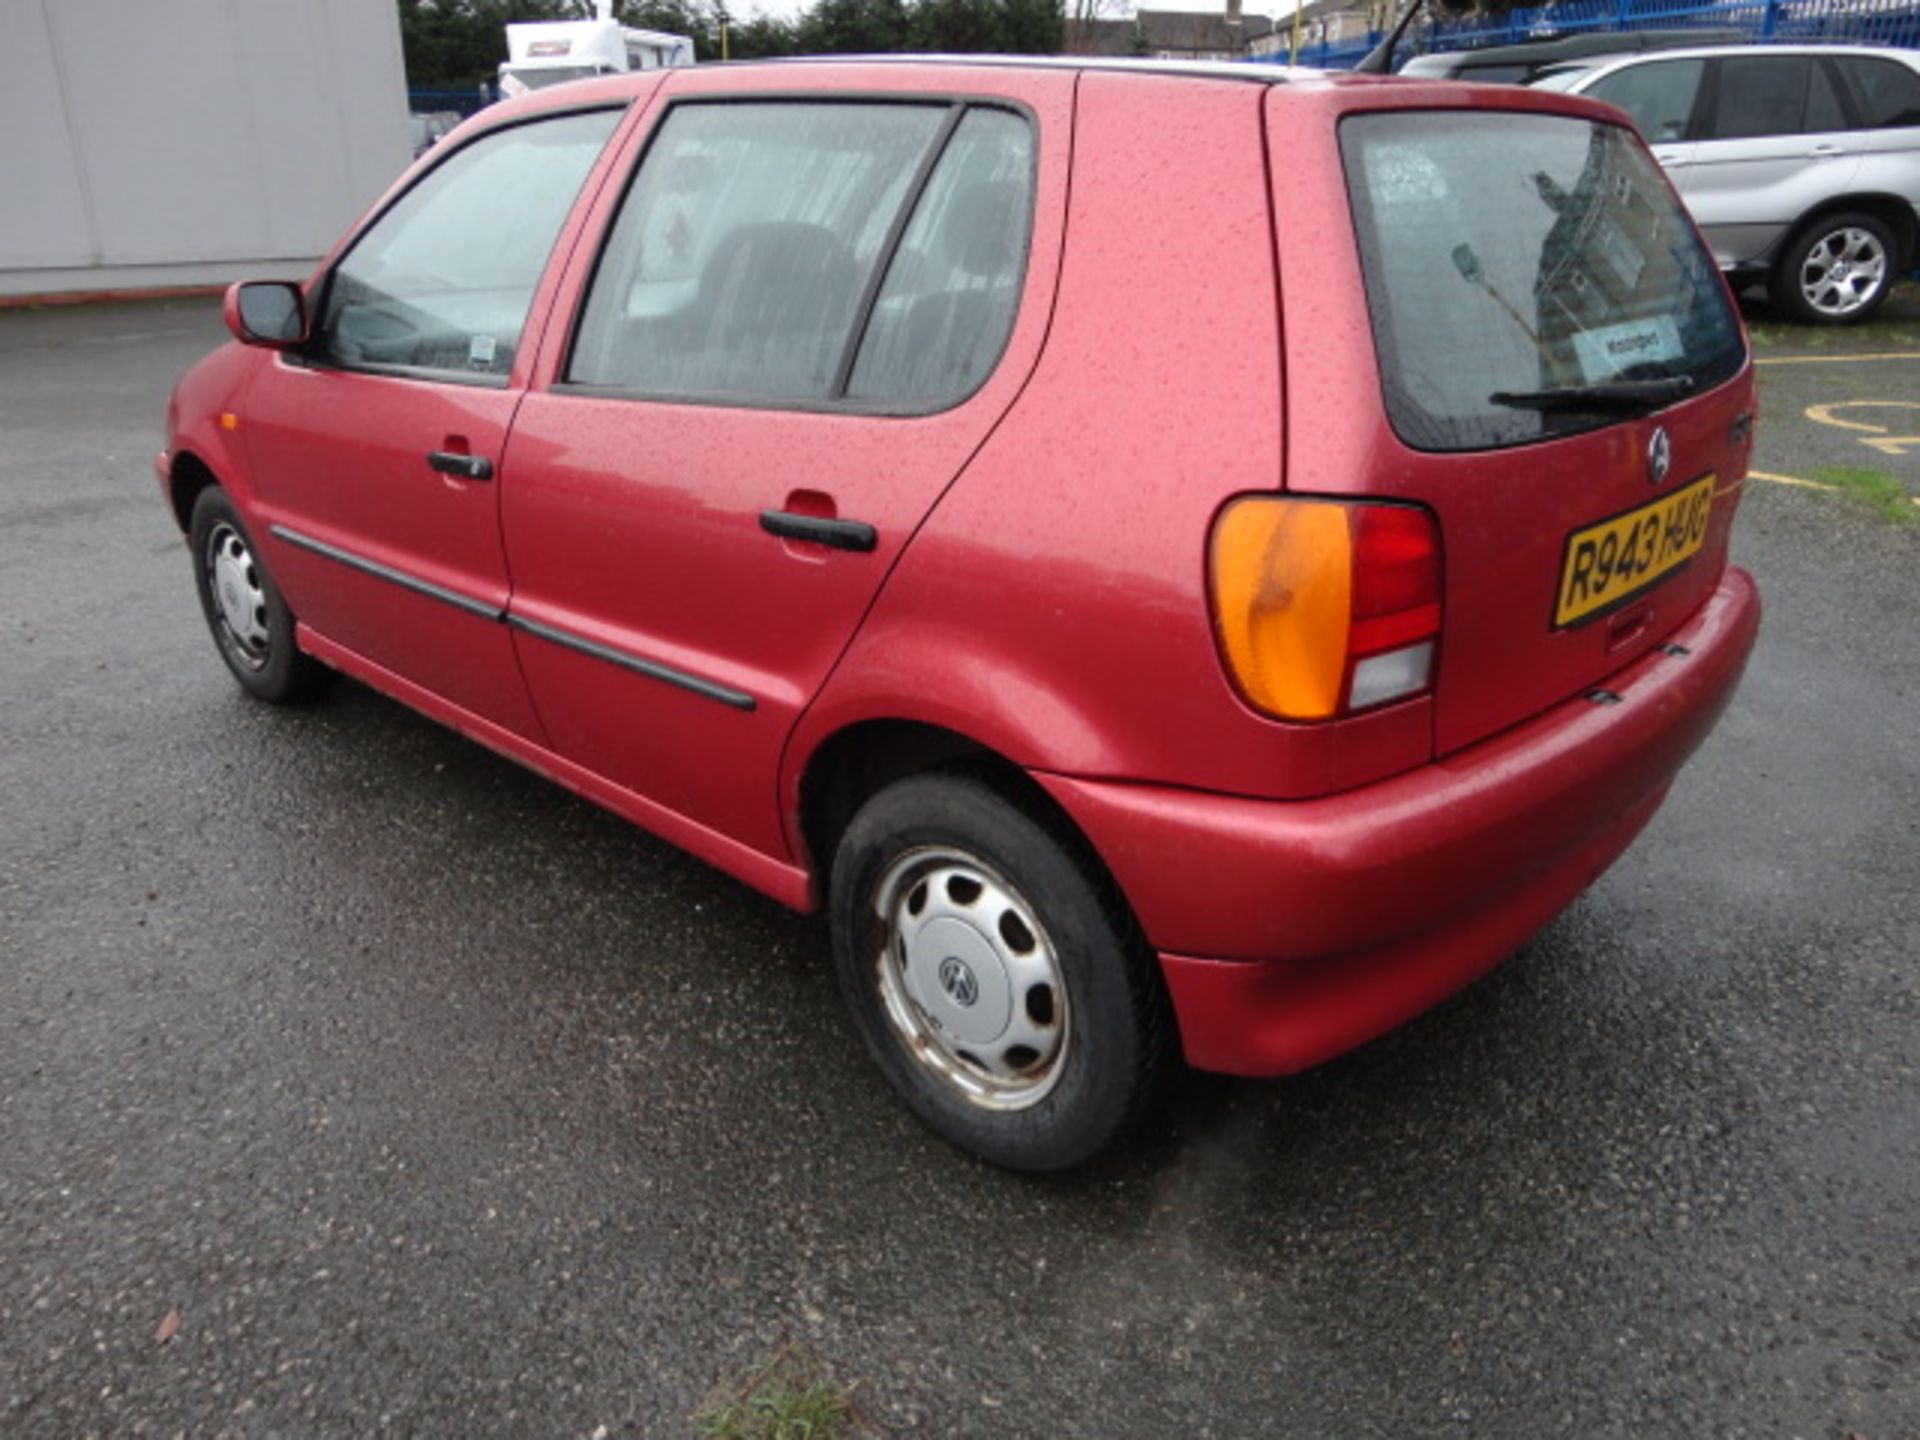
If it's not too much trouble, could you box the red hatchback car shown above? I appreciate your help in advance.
[161,57,1760,1170]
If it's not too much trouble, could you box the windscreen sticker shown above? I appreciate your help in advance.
[1572,315,1682,382]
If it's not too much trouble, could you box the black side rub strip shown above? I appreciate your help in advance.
[269,524,503,620]
[507,615,757,711]
[269,524,756,711]
[759,510,878,553]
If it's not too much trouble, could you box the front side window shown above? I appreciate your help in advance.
[1341,111,1745,452]
[1584,60,1705,143]
[317,108,621,380]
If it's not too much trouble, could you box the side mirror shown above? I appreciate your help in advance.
[224,281,309,348]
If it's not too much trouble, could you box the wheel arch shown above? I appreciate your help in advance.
[791,716,1129,921]
[1778,194,1918,272]
[166,448,222,534]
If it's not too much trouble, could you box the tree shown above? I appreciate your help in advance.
[395,0,1068,87]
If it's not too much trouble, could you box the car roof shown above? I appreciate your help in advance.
[1400,27,1742,73]
[1560,41,1920,72]
[497,52,1407,114]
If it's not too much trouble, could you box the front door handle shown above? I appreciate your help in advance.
[427,450,493,481]
[759,509,876,553]
[1808,142,1844,157]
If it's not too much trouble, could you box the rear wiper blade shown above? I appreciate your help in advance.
[1488,376,1695,414]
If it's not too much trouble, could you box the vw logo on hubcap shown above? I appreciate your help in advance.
[1648,426,1672,487]
[937,956,979,1007]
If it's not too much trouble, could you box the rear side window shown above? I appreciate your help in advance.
[1584,59,1704,143]
[568,100,1033,410]
[1704,56,1817,141]
[847,108,1033,406]
[1341,111,1745,452]
[1838,57,1920,128]
[317,109,621,380]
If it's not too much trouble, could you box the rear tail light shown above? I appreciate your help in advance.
[1209,497,1442,721]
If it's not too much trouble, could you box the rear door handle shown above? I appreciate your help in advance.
[1808,143,1844,157]
[759,509,876,553]
[427,450,493,481]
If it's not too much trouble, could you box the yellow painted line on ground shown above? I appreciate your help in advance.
[1753,350,1920,366]
[1748,469,1920,506]
[1748,468,1836,491]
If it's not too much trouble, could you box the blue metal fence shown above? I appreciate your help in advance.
[1264,0,1920,71]
[408,87,495,118]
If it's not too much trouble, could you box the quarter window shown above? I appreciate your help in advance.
[1838,57,1920,129]
[1586,60,1704,143]
[317,110,621,380]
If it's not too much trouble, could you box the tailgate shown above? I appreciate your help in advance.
[1269,87,1754,756]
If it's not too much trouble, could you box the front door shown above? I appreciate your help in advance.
[242,105,629,738]
[500,68,1074,860]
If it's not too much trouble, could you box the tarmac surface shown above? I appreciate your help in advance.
[2,291,1916,1437]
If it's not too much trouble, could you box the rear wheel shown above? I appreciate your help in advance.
[1769,211,1898,325]
[829,772,1169,1171]
[188,487,328,703]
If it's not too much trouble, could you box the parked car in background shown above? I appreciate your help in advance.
[1396,28,1739,85]
[1534,45,1920,323]
[159,59,1760,1171]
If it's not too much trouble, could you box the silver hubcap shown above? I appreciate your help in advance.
[872,847,1069,1110]
[1799,227,1887,317]
[205,522,271,670]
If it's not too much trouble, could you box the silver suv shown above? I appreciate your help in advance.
[1535,45,1920,323]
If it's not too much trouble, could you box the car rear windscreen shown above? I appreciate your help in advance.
[1339,111,1745,452]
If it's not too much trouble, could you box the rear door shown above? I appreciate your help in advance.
[1270,89,1753,756]
[500,67,1073,858]
[1683,54,1861,265]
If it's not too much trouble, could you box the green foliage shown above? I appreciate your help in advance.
[1808,465,1920,527]
[693,1345,870,1440]
[397,0,1064,86]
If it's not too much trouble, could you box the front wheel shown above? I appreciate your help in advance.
[188,486,328,703]
[1769,211,1898,325]
[830,773,1170,1172]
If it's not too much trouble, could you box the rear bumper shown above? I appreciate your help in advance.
[1036,566,1760,1077]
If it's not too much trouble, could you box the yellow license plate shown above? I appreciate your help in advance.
[1555,475,1716,629]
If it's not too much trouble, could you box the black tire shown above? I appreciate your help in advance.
[1768,210,1900,325]
[829,772,1171,1172]
[188,486,328,703]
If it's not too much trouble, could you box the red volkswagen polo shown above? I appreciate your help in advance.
[160,57,1760,1170]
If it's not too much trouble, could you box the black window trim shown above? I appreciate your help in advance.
[550,90,1041,420]
[290,99,634,391]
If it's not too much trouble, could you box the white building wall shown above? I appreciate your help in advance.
[1,0,412,298]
